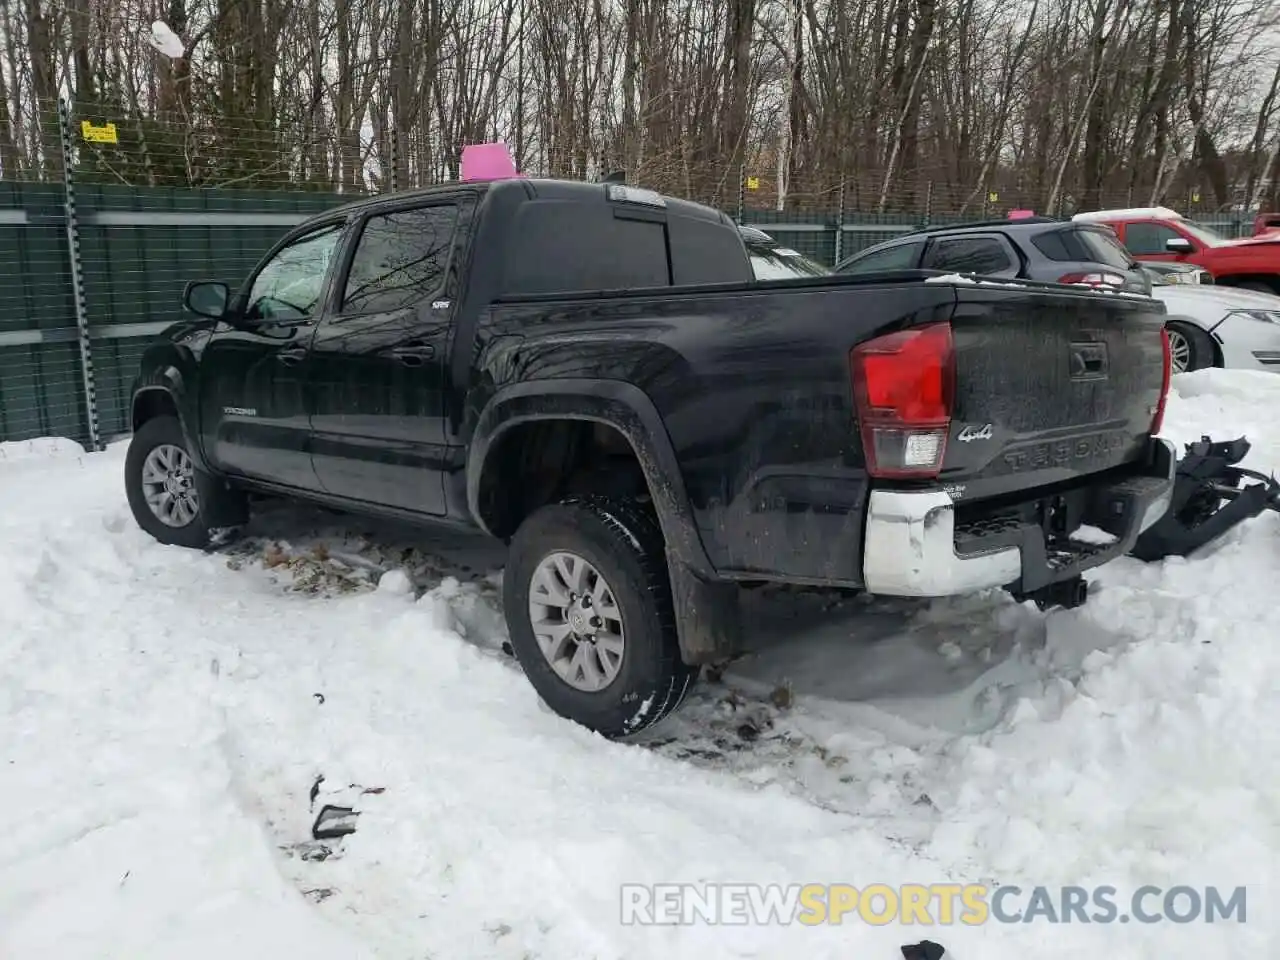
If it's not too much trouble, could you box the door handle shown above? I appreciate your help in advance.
[277,348,307,366]
[388,343,435,367]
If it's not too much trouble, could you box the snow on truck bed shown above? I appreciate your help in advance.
[2,371,1279,960]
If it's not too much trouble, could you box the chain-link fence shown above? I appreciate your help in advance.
[0,98,1261,448]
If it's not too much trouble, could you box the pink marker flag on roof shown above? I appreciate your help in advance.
[460,142,523,182]
[1007,209,1036,220]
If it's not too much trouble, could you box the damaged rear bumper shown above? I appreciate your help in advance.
[862,437,1177,597]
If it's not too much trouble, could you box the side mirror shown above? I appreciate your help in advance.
[1165,237,1195,254]
[183,280,230,319]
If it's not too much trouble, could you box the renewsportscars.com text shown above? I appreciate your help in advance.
[619,883,1248,926]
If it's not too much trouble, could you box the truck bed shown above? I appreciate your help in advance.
[476,271,1171,595]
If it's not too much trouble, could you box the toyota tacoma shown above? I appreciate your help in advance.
[125,177,1177,738]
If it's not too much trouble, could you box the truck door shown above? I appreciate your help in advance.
[198,220,345,490]
[1116,220,1195,262]
[307,196,470,515]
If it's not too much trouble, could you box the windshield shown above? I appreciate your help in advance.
[1179,219,1230,247]
[745,242,831,280]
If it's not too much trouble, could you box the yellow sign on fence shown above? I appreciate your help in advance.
[746,176,760,191]
[80,121,118,145]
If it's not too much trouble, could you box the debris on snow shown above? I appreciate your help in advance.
[312,805,360,840]
[769,680,794,710]
[901,940,948,960]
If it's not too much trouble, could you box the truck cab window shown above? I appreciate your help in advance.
[244,223,343,322]
[501,203,670,295]
[1122,222,1185,256]
[342,205,460,314]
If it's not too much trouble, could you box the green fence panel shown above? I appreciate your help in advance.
[0,340,86,445]
[0,183,77,338]
[0,183,88,445]
[90,334,160,440]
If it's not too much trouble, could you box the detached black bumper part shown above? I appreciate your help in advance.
[1128,436,1280,562]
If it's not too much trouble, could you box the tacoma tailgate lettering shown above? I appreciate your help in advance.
[1002,430,1129,472]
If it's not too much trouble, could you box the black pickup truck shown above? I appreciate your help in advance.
[125,178,1176,738]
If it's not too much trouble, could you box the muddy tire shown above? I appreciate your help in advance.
[503,495,697,738]
[125,416,242,549]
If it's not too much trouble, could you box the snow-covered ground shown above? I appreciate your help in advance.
[2,369,1278,960]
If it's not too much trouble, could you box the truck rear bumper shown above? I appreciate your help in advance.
[862,437,1177,597]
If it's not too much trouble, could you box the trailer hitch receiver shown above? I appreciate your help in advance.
[1016,574,1089,612]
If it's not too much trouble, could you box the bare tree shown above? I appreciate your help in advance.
[2,0,1278,219]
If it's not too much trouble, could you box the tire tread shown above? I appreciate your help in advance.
[505,494,698,737]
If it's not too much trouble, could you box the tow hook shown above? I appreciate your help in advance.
[1015,575,1089,612]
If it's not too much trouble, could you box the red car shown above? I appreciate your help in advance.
[1072,207,1280,295]
[1254,213,1280,236]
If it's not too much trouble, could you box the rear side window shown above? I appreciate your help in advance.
[502,202,670,295]
[837,241,923,274]
[1030,231,1073,260]
[926,236,1012,274]
[342,205,459,313]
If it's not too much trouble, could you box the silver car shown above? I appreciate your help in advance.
[1150,274,1280,373]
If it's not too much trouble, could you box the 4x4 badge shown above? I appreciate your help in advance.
[957,423,994,443]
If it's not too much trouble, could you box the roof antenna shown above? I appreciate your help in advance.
[601,170,626,185]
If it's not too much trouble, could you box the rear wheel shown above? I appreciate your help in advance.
[1165,320,1215,374]
[503,495,698,738]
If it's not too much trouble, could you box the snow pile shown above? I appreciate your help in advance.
[0,436,86,464]
[1,369,1278,959]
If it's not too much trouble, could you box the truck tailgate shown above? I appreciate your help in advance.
[941,283,1168,499]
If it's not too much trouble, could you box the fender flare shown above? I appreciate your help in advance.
[130,366,208,471]
[466,378,716,579]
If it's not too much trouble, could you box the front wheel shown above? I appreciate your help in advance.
[125,416,223,549]
[1165,320,1216,374]
[503,495,698,738]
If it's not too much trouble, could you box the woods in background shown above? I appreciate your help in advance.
[1,0,1278,214]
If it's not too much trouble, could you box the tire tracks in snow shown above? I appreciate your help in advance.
[205,506,968,858]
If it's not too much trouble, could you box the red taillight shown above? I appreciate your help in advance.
[1151,326,1172,434]
[850,322,955,478]
[1058,272,1125,287]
